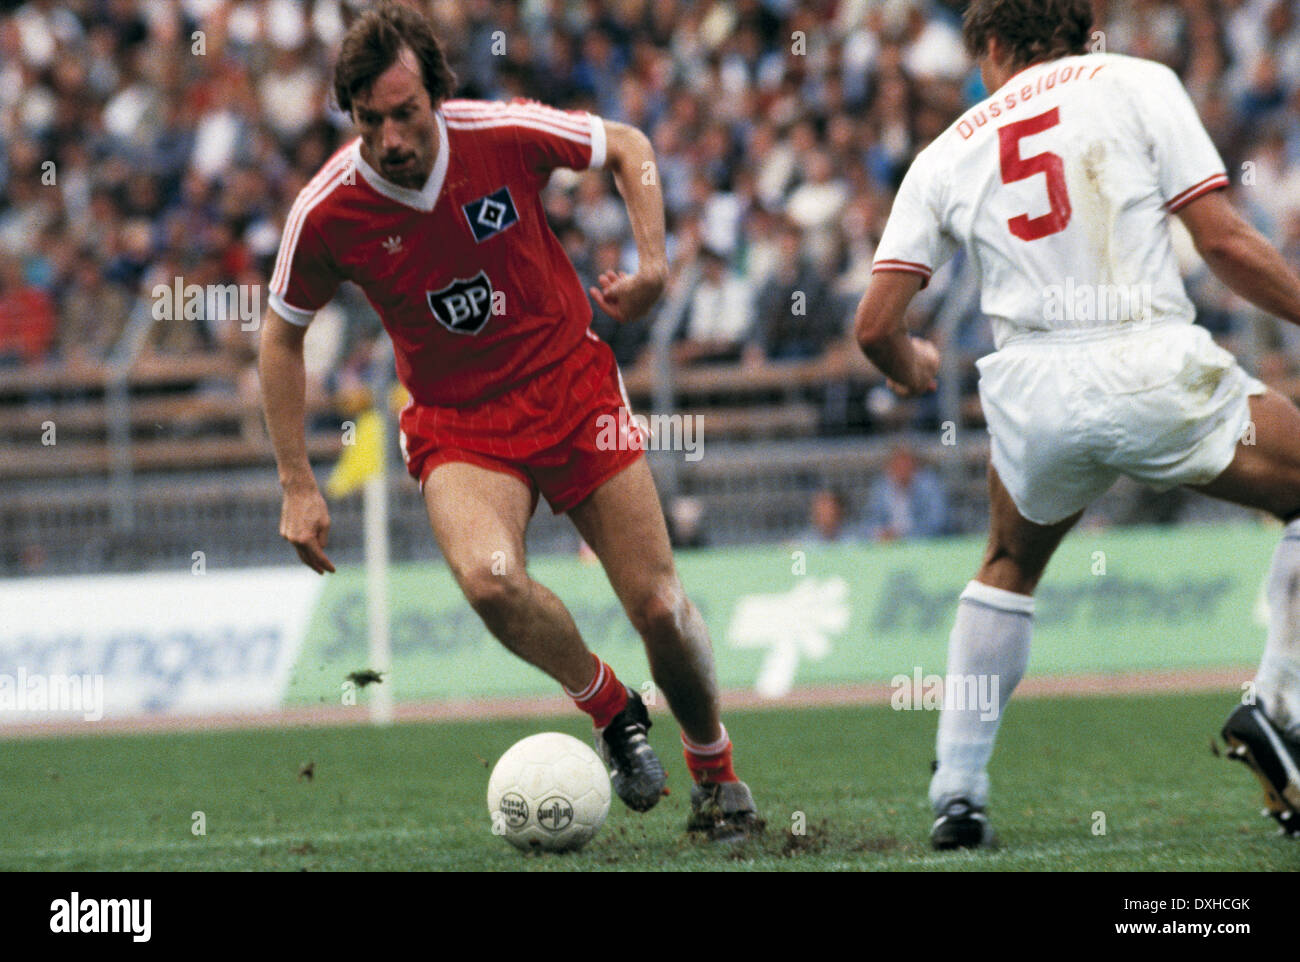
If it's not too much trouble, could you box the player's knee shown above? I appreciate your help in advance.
[458,563,528,619]
[628,578,688,640]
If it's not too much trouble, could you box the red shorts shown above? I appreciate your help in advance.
[398,331,646,514]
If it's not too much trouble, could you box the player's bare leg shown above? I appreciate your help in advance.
[423,460,667,812]
[569,458,720,743]
[423,462,594,689]
[1191,390,1300,521]
[929,466,1081,849]
[569,457,763,841]
[1191,389,1300,833]
[972,470,1083,596]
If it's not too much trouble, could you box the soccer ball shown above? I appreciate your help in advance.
[487,732,611,852]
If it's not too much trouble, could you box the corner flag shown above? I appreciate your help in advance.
[325,408,385,498]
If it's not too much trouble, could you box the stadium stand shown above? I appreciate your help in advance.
[1,0,1296,575]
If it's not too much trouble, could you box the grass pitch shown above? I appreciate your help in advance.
[3,690,1296,871]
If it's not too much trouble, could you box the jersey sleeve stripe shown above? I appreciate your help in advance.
[269,164,349,300]
[871,260,933,288]
[445,106,593,138]
[443,102,593,137]
[444,117,592,147]
[267,292,316,327]
[1165,172,1229,212]
[270,152,353,293]
[271,152,353,290]
[444,100,592,133]
[873,259,933,275]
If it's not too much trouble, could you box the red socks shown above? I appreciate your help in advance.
[565,656,628,729]
[682,725,738,784]
[568,657,738,784]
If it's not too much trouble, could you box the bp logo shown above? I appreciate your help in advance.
[427,270,494,335]
[462,186,519,243]
[536,796,574,833]
[498,792,529,829]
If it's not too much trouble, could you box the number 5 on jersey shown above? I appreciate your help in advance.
[998,107,1072,241]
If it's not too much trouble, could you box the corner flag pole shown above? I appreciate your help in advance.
[363,473,393,724]
[364,351,395,726]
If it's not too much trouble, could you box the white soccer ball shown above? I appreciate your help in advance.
[487,732,612,852]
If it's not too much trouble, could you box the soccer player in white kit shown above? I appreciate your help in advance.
[855,0,1300,848]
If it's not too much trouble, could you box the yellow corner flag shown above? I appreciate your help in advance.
[326,407,385,498]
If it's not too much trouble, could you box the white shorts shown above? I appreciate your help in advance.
[977,323,1265,526]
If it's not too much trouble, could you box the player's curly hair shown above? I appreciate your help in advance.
[333,1,458,114]
[961,0,1094,67]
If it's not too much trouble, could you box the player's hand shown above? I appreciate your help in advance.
[886,337,941,398]
[279,484,336,574]
[590,268,665,324]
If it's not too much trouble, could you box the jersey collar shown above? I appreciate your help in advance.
[352,109,449,212]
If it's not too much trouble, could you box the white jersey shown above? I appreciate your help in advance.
[873,53,1228,348]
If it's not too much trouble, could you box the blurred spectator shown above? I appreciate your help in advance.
[573,170,627,246]
[784,149,849,268]
[666,495,708,549]
[674,246,753,365]
[56,250,132,363]
[746,219,841,363]
[862,445,949,541]
[796,485,857,545]
[0,252,55,366]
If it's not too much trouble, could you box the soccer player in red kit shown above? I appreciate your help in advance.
[258,3,760,841]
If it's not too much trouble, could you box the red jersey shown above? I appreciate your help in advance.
[268,98,607,406]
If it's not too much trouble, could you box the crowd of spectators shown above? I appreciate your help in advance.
[1,0,1299,425]
[793,443,948,544]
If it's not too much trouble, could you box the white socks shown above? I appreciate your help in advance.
[927,520,1300,813]
[929,580,1034,812]
[1256,519,1300,732]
